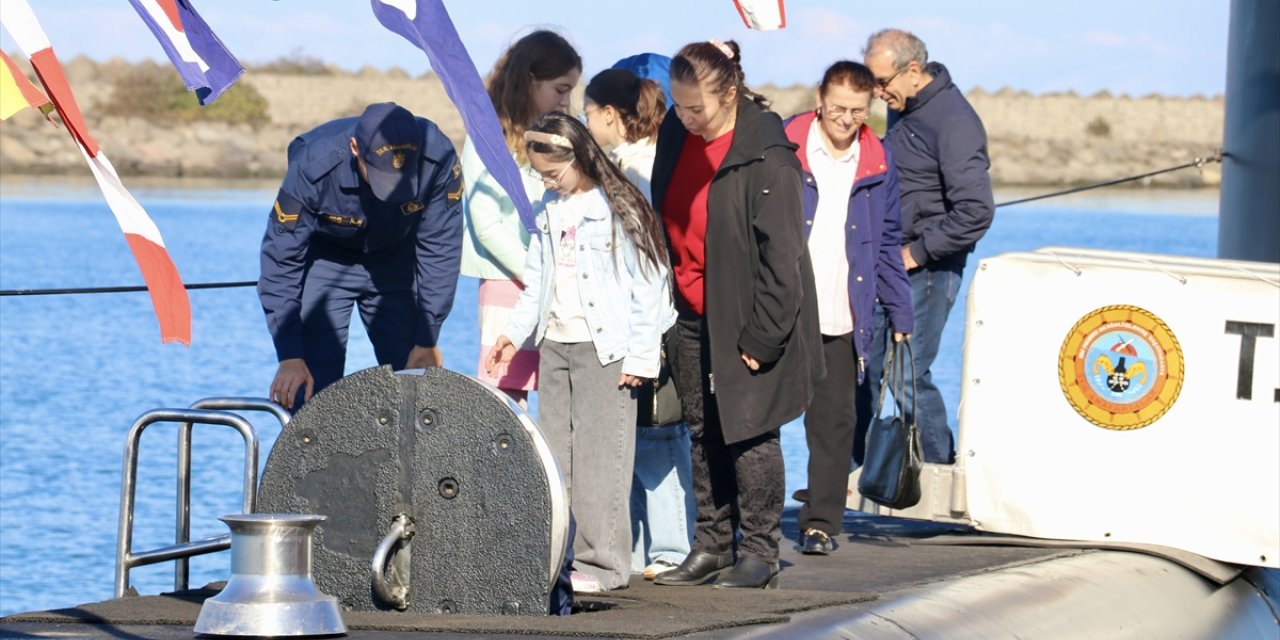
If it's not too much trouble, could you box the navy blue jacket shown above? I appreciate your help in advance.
[784,113,914,382]
[886,62,995,269]
[258,116,464,361]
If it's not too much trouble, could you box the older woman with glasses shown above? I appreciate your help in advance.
[781,60,913,557]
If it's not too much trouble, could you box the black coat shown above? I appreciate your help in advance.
[651,97,824,444]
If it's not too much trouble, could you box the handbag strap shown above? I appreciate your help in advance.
[897,337,917,425]
[874,330,917,422]
[874,338,896,419]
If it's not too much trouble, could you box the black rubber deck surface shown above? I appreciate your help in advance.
[0,509,1073,639]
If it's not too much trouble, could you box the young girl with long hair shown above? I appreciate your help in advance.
[486,112,676,592]
[649,40,822,590]
[584,63,696,582]
[461,30,581,404]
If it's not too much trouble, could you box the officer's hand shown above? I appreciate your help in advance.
[405,345,443,369]
[485,336,516,379]
[618,374,647,388]
[741,351,761,371]
[893,331,910,343]
[271,359,313,410]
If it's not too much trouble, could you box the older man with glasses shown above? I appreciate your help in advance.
[861,29,995,465]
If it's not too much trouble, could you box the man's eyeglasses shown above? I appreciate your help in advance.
[875,65,908,89]
[822,104,868,120]
[540,158,575,188]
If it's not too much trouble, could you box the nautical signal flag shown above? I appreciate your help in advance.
[0,50,52,120]
[127,0,243,105]
[733,0,787,30]
[370,0,537,234]
[0,0,192,346]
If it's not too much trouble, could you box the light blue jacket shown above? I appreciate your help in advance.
[504,187,676,378]
[459,137,544,280]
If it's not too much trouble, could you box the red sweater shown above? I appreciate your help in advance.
[661,129,734,315]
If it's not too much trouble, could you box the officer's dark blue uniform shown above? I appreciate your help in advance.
[259,103,463,408]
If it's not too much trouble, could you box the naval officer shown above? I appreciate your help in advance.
[259,102,464,409]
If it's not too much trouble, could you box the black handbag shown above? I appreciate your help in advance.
[858,336,923,509]
[636,327,683,427]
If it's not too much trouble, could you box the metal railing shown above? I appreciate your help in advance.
[114,400,288,598]
[174,398,291,592]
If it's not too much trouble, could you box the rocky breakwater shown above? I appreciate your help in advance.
[0,57,1223,188]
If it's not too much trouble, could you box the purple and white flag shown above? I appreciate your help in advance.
[128,0,243,105]
[371,0,535,233]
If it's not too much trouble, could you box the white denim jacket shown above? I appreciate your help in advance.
[503,187,676,378]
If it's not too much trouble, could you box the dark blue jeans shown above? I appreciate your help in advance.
[861,264,963,465]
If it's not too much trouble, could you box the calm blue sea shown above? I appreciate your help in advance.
[0,178,1217,616]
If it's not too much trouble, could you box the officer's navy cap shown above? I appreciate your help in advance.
[355,103,421,202]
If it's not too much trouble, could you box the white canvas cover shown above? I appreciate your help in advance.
[957,248,1279,568]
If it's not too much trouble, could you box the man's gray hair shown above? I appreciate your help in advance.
[864,29,929,68]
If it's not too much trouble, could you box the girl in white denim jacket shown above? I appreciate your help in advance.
[487,113,675,592]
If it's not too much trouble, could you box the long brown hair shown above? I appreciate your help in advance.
[584,69,665,143]
[487,30,582,163]
[525,112,668,275]
[670,40,769,109]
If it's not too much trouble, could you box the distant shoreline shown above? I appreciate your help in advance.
[0,174,1222,217]
[0,56,1224,189]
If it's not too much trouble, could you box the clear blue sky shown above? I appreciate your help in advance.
[3,1,1229,97]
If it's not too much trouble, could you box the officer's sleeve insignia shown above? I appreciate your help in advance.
[272,189,304,230]
[447,161,464,201]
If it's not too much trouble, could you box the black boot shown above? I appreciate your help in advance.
[712,556,780,589]
[653,550,734,586]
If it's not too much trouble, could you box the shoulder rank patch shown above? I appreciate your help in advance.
[401,201,425,215]
[272,189,303,229]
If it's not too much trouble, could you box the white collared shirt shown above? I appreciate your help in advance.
[806,119,861,336]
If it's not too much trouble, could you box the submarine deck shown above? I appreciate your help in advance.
[0,508,1092,639]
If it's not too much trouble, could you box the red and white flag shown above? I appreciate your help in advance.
[732,0,787,30]
[0,0,192,345]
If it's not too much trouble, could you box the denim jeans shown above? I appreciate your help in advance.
[539,340,636,589]
[862,264,963,464]
[630,424,694,571]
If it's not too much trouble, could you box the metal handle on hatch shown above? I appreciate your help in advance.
[371,513,415,610]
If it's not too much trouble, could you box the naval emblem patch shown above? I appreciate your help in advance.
[1058,305,1184,430]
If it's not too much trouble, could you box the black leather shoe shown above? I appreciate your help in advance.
[792,488,810,502]
[713,556,780,589]
[653,550,734,586]
[800,528,834,555]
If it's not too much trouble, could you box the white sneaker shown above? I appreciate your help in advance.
[570,570,604,593]
[643,559,679,580]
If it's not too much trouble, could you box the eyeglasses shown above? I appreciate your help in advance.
[540,157,575,188]
[821,104,868,120]
[875,65,908,89]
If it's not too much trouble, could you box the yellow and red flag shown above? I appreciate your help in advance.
[0,50,52,120]
[0,0,192,345]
